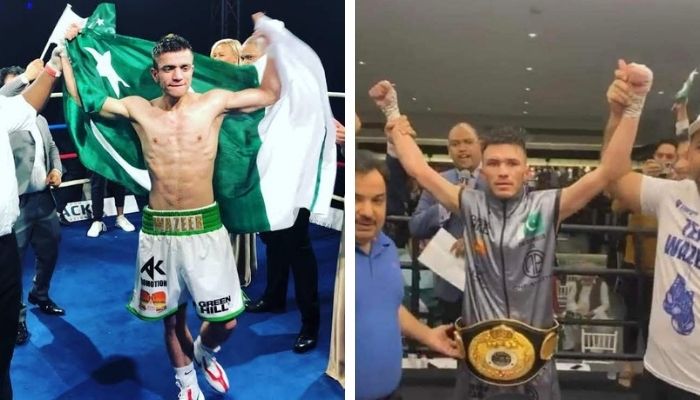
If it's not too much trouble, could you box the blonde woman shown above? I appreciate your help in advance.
[210,38,242,65]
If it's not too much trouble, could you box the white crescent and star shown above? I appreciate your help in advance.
[525,214,538,233]
[84,47,130,97]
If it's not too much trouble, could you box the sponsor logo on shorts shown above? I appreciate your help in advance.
[153,215,204,233]
[140,257,165,280]
[199,296,232,315]
[139,290,167,312]
[140,278,167,288]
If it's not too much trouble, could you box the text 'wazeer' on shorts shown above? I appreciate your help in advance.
[127,203,244,322]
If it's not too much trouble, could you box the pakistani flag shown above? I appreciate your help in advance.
[63,4,336,233]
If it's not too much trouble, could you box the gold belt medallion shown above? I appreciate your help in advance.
[453,318,559,386]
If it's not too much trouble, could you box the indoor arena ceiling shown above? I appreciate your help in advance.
[356,0,700,145]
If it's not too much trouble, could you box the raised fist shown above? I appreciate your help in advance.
[369,80,398,110]
[619,59,653,96]
[607,77,630,116]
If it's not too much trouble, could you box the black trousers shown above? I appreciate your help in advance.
[636,369,700,400]
[259,208,319,331]
[90,173,125,221]
[0,233,22,400]
[620,268,654,353]
[14,191,61,311]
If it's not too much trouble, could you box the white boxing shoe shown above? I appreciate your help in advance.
[86,221,106,237]
[115,215,135,232]
[193,337,229,394]
[176,381,205,400]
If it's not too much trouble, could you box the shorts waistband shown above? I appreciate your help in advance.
[142,203,222,236]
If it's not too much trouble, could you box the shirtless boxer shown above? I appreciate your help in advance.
[62,14,280,400]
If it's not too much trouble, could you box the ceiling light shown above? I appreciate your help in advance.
[528,33,538,38]
[526,67,533,71]
[427,107,432,111]
[358,61,365,65]
[658,91,664,95]
[411,97,417,101]
[524,101,529,105]
[525,87,531,91]
[522,111,529,114]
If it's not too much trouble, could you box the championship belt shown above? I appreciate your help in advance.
[452,317,559,386]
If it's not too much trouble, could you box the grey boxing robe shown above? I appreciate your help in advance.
[453,187,561,400]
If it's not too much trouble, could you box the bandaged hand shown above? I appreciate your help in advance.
[618,59,653,117]
[369,80,400,120]
[46,45,64,76]
[606,70,630,117]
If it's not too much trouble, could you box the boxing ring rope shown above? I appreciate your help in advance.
[386,215,653,362]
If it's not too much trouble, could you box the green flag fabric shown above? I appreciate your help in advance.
[63,4,336,233]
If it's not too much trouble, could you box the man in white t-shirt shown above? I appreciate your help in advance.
[609,63,700,398]
[0,49,63,400]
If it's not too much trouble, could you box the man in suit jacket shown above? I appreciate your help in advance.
[1,65,66,346]
[409,122,483,324]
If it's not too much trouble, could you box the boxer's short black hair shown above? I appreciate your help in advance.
[152,34,192,68]
[481,126,528,155]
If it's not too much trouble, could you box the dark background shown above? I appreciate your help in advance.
[0,0,344,120]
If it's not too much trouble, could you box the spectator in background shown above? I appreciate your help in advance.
[0,44,64,400]
[562,275,611,351]
[210,38,242,65]
[86,173,135,237]
[356,149,459,400]
[1,61,67,347]
[240,36,265,65]
[408,118,483,324]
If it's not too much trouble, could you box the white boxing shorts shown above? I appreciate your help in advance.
[127,203,244,322]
